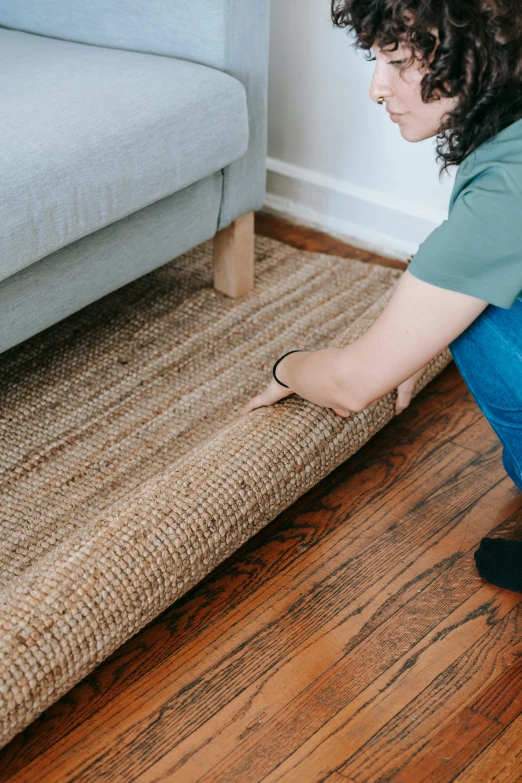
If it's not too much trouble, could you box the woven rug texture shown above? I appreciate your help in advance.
[0,234,452,748]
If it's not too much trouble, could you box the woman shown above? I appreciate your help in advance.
[239,0,522,592]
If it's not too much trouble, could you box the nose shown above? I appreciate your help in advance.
[369,64,393,104]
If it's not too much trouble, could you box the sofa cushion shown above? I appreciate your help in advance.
[0,29,249,282]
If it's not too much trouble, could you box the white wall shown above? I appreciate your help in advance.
[264,0,456,260]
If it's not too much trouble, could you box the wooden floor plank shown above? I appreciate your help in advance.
[470,648,522,725]
[453,710,522,782]
[254,211,408,270]
[337,603,522,782]
[2,211,521,783]
[391,708,502,783]
[254,212,374,262]
[452,414,503,455]
[175,584,521,783]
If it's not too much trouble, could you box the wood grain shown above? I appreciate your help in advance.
[213,210,255,297]
[453,709,522,781]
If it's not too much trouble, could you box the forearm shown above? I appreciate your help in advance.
[275,346,364,411]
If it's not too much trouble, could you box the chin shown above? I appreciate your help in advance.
[400,121,439,142]
[400,127,431,142]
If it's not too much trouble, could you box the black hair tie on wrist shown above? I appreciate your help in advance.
[272,349,304,388]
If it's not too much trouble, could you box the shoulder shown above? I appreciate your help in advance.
[452,118,522,204]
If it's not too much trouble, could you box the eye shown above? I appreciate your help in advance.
[390,60,404,67]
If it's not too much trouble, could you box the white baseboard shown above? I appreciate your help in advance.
[264,157,446,262]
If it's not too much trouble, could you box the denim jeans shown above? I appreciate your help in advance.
[448,299,522,491]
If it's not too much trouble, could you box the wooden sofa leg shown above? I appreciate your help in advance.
[212,211,254,298]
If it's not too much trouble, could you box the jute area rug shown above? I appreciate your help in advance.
[0,233,452,748]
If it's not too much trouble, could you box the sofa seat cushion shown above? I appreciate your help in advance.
[0,29,249,282]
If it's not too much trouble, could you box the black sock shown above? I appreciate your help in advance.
[474,537,522,592]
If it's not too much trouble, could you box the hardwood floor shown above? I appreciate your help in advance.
[1,211,522,782]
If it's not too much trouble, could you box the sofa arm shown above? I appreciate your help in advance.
[0,0,270,231]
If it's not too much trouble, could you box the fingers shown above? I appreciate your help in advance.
[239,394,264,416]
[332,407,352,417]
[395,388,413,415]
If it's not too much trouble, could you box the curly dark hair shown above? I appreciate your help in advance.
[331,0,522,176]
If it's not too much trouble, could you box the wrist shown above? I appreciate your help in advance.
[273,349,304,389]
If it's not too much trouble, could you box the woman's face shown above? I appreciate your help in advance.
[368,35,459,141]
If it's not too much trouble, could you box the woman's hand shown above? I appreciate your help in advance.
[238,364,428,419]
[330,364,428,418]
[330,406,354,418]
[394,365,428,415]
[239,381,356,418]
[238,378,294,416]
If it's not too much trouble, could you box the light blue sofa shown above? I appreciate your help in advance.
[0,1,270,355]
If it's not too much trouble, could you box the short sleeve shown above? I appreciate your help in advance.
[407,164,522,309]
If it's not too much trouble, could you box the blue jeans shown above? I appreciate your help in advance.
[448,299,522,491]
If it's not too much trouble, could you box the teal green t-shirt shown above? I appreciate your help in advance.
[407,116,522,309]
